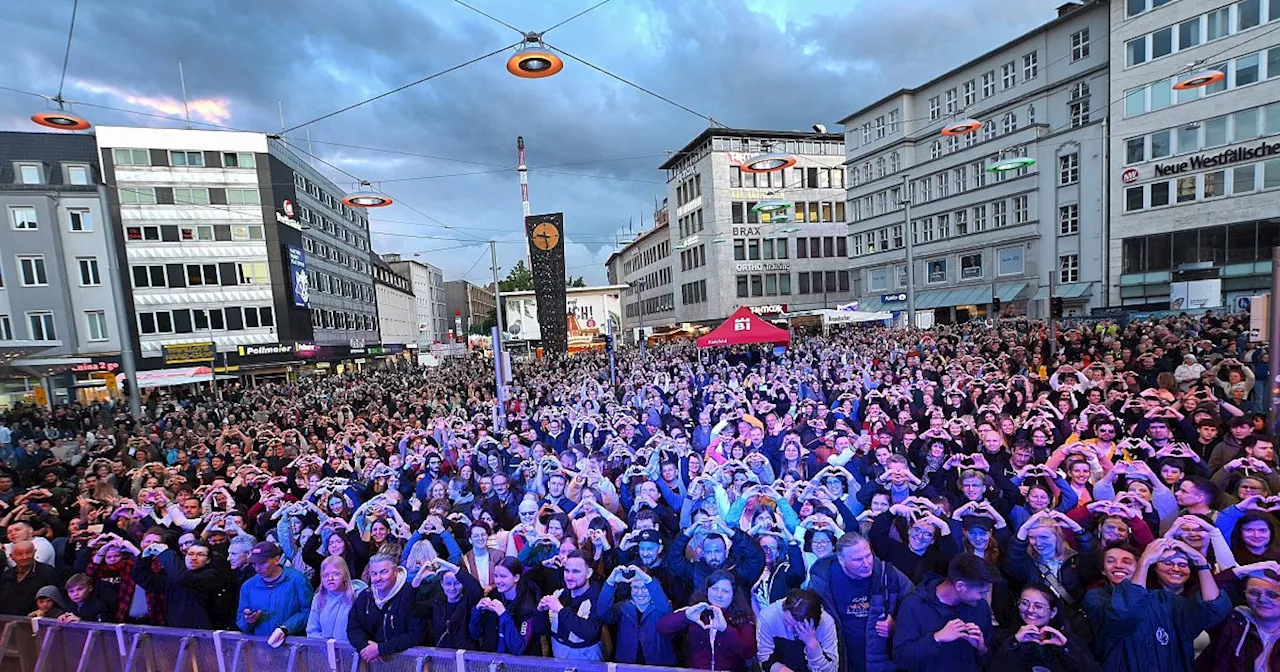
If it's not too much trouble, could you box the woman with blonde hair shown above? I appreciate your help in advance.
[1008,510,1097,635]
[307,555,364,642]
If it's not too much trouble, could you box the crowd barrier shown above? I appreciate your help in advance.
[0,617,699,672]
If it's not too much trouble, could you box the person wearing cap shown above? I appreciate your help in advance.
[1194,566,1280,671]
[807,533,913,672]
[893,553,1000,672]
[236,541,314,643]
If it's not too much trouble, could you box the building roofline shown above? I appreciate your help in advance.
[659,127,843,169]
[837,0,1103,124]
[501,284,629,298]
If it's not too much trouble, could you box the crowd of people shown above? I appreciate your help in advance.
[1,312,1279,672]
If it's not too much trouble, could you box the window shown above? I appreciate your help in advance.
[237,262,270,285]
[1013,195,1029,224]
[1070,98,1090,128]
[875,116,885,138]
[1059,153,1079,185]
[18,256,47,286]
[937,214,951,239]
[119,187,157,205]
[945,90,957,115]
[930,141,942,159]
[1001,62,1017,89]
[1205,170,1226,198]
[1126,137,1146,164]
[112,148,150,166]
[926,259,947,284]
[1233,165,1258,193]
[1152,27,1173,59]
[226,188,261,205]
[66,165,90,185]
[1236,108,1261,140]
[10,206,37,230]
[86,311,108,341]
[1205,116,1228,147]
[231,224,265,241]
[961,253,982,279]
[27,312,55,341]
[1059,254,1080,283]
[888,110,899,133]
[1127,37,1147,66]
[1236,53,1260,86]
[992,201,1007,227]
[1239,0,1261,30]
[222,152,256,169]
[981,71,995,98]
[1177,176,1197,203]
[1002,112,1018,134]
[997,246,1024,276]
[186,264,220,287]
[973,205,987,232]
[1071,28,1090,62]
[178,224,213,241]
[169,151,205,167]
[173,187,211,205]
[929,96,940,120]
[963,80,976,106]
[1023,51,1038,80]
[1179,17,1202,51]
[869,269,887,292]
[1177,124,1201,154]
[954,210,968,235]
[0,315,10,341]
[862,123,872,144]
[77,257,101,286]
[1059,204,1080,235]
[1126,186,1145,211]
[18,164,42,184]
[131,265,167,288]
[67,208,92,232]
[138,311,174,335]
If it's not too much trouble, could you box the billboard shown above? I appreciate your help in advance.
[504,286,623,350]
[288,246,310,308]
[1169,279,1223,310]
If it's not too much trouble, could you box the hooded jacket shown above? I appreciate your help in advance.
[594,578,677,665]
[892,577,995,672]
[806,555,914,672]
[346,566,426,655]
[1082,580,1232,672]
[1193,606,1280,672]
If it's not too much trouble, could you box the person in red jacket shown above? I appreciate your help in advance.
[657,569,757,672]
[1195,569,1280,671]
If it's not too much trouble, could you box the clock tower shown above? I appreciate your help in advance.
[524,212,568,354]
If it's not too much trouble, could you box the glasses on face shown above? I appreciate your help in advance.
[908,528,935,540]
[1246,588,1280,602]
[1017,599,1050,614]
[1158,559,1191,570]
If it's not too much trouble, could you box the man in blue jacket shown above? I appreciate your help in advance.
[668,517,765,591]
[891,553,998,672]
[236,542,313,644]
[807,533,914,672]
[348,554,426,663]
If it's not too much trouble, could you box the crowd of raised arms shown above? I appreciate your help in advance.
[3,313,1280,672]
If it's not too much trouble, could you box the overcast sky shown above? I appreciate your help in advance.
[1,0,1069,284]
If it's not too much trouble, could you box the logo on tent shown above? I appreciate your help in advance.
[733,318,751,331]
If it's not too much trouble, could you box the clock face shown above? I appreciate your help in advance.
[531,222,561,251]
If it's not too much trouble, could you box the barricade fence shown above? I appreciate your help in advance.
[0,617,698,672]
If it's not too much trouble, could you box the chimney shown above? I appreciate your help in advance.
[1057,1,1083,17]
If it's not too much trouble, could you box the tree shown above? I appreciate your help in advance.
[499,260,534,293]
[567,276,586,287]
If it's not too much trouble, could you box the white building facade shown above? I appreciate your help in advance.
[385,255,448,348]
[841,1,1110,324]
[1109,0,1280,309]
[373,258,415,348]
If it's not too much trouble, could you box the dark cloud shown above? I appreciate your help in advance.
[0,0,1064,282]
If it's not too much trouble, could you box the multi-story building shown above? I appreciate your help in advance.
[841,0,1110,325]
[445,280,495,335]
[1109,0,1280,309]
[372,256,415,349]
[654,128,850,325]
[385,254,448,348]
[96,126,378,381]
[605,213,675,341]
[0,132,128,408]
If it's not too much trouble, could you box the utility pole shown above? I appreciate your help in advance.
[900,174,917,328]
[490,240,506,431]
[97,185,141,419]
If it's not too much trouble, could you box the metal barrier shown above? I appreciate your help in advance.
[0,617,698,672]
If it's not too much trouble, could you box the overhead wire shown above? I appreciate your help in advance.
[55,0,80,101]
[547,43,723,127]
[540,0,618,34]
[451,0,527,36]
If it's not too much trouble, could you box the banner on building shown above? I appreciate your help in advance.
[288,246,310,309]
[1169,279,1223,310]
[503,286,623,351]
[163,342,215,365]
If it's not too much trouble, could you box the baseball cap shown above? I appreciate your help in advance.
[248,541,282,563]
[960,515,995,532]
[635,529,663,545]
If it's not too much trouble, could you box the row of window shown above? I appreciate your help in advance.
[138,306,275,335]
[679,245,707,272]
[4,255,103,288]
[676,209,703,239]
[309,308,377,332]
[731,200,847,226]
[623,240,670,276]
[866,246,1027,293]
[1124,159,1280,211]
[1121,220,1280,273]
[625,293,676,317]
[305,269,376,303]
[795,236,848,259]
[292,201,370,252]
[732,237,793,262]
[629,266,672,293]
[1125,0,1176,18]
[708,137,843,156]
[681,279,707,305]
[118,186,261,206]
[1125,102,1280,165]
[12,162,92,186]
[729,166,845,190]
[129,262,271,288]
[851,149,1039,223]
[734,271,854,298]
[854,195,1034,255]
[291,171,372,233]
[675,174,701,206]
[1126,0,1278,67]
[113,148,257,171]
[7,206,93,232]
[1124,46,1279,117]
[0,311,108,342]
[302,236,371,275]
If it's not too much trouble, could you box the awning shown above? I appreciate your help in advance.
[697,307,791,348]
[995,282,1030,303]
[127,367,214,389]
[1031,282,1096,301]
[916,285,990,310]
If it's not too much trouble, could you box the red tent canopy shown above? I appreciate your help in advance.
[696,307,791,348]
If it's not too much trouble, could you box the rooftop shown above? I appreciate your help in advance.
[659,127,844,169]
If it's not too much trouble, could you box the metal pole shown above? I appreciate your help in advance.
[1051,162,1060,361]
[490,241,506,432]
[1269,246,1280,433]
[97,185,141,419]
[607,317,616,387]
[1100,118,1111,308]
[900,174,916,328]
[490,241,505,337]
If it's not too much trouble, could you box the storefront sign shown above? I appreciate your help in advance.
[72,359,121,374]
[732,226,762,237]
[163,342,215,365]
[277,200,302,230]
[674,164,697,183]
[747,304,789,316]
[1121,168,1140,184]
[1154,141,1280,177]
[294,342,319,357]
[881,293,907,304]
[734,261,790,273]
[288,246,309,308]
[238,343,295,357]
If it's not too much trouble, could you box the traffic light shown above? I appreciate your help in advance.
[1051,297,1064,319]
[603,334,614,351]
[992,297,1002,312]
